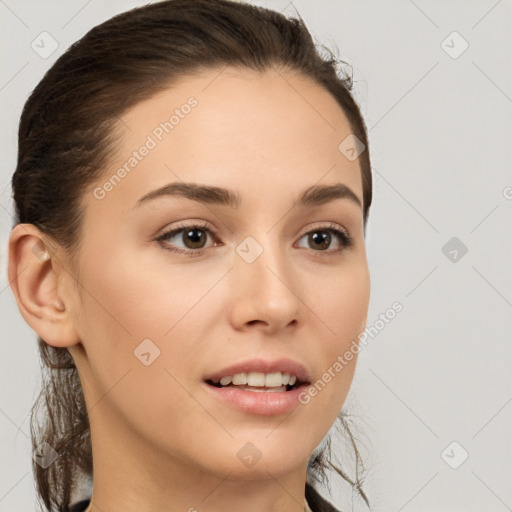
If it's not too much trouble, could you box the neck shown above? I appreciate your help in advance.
[84,405,309,512]
[85,462,309,512]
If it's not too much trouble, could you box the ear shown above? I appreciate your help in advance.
[8,224,80,348]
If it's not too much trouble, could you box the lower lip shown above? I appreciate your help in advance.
[203,382,309,415]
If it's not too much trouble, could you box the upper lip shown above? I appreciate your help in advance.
[204,358,311,384]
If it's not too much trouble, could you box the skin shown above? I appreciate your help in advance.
[9,67,370,512]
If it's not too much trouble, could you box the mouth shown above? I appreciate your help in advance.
[202,366,311,415]
[204,377,305,392]
[203,358,311,392]
[204,369,311,394]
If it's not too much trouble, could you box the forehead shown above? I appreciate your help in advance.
[89,67,363,214]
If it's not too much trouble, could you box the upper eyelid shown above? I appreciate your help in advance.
[156,221,217,239]
[156,220,350,237]
[156,221,352,247]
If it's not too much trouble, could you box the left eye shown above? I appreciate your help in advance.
[156,223,353,255]
[296,226,353,252]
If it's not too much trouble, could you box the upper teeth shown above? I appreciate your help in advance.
[217,372,298,387]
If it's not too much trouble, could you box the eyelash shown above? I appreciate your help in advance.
[155,221,354,257]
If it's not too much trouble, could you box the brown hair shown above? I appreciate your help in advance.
[12,1,373,510]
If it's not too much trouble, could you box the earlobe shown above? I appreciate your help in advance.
[8,224,80,348]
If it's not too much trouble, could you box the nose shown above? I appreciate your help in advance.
[228,237,302,334]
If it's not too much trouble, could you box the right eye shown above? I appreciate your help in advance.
[155,222,220,256]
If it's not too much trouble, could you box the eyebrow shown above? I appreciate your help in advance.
[135,181,362,210]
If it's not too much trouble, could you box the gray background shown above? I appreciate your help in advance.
[1,0,511,511]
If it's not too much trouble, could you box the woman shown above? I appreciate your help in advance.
[8,1,373,511]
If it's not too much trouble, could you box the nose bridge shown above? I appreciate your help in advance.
[230,232,301,329]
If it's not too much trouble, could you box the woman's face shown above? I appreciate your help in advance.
[65,67,370,484]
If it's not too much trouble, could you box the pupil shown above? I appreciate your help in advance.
[185,229,205,249]
[310,231,330,250]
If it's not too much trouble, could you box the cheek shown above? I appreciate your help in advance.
[310,261,370,347]
[301,262,370,413]
[76,246,211,338]
[73,245,222,391]
[72,249,209,430]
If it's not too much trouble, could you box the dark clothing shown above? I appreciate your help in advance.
[305,483,339,512]
[69,499,90,512]
[69,482,339,512]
